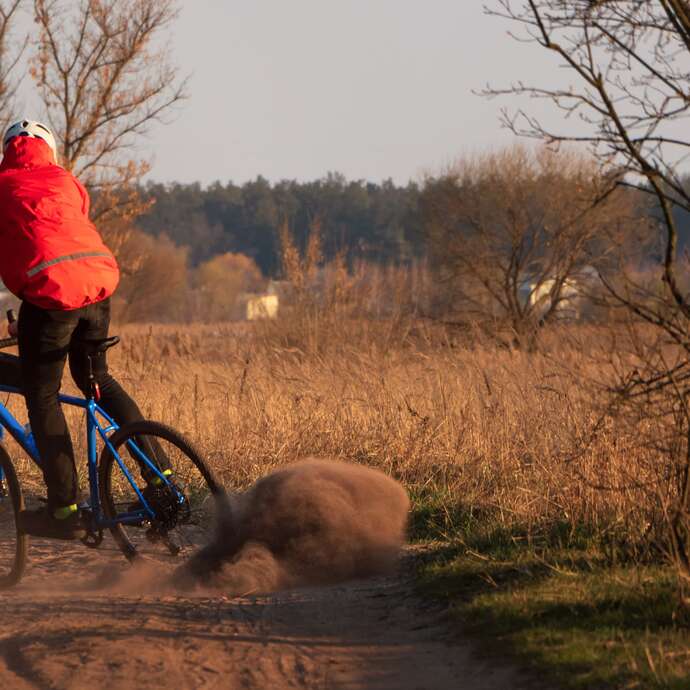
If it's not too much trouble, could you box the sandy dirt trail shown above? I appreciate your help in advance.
[0,538,545,690]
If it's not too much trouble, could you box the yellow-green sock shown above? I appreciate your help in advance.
[53,504,78,520]
[150,469,173,487]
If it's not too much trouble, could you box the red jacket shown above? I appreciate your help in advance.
[0,137,119,310]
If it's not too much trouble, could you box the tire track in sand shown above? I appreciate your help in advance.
[0,538,550,690]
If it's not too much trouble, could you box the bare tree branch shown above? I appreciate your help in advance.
[0,1,26,132]
[483,0,690,590]
[31,0,188,227]
[420,145,643,348]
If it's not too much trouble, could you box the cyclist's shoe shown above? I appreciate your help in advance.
[18,505,86,540]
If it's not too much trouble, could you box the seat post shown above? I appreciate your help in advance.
[78,335,119,401]
[87,354,100,402]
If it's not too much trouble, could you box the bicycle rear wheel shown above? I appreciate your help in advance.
[98,420,222,563]
[0,445,27,588]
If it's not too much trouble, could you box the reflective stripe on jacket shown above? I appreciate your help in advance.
[0,137,119,310]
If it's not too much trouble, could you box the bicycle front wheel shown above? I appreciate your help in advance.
[98,420,222,563]
[0,444,27,588]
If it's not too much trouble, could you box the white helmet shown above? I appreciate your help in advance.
[3,120,57,161]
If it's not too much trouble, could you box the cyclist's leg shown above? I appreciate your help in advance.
[69,298,144,429]
[68,298,171,480]
[17,301,80,511]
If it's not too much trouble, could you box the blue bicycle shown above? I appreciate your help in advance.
[0,325,222,588]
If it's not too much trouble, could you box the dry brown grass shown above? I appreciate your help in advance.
[0,317,671,549]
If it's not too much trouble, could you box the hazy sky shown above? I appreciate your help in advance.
[10,2,567,186]
[131,1,567,186]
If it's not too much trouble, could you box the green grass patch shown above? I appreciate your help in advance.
[408,487,479,542]
[416,520,690,689]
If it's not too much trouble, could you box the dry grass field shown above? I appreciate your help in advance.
[2,315,688,687]
[125,322,671,543]
[3,318,663,546]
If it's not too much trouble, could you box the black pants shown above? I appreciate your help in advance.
[17,298,145,510]
[0,352,21,389]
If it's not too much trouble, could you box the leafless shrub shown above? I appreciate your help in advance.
[31,0,187,231]
[255,221,435,354]
[194,253,265,322]
[420,145,648,348]
[0,2,24,131]
[114,232,190,323]
[485,0,690,605]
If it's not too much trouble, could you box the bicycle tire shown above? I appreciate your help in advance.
[0,444,27,588]
[98,420,222,562]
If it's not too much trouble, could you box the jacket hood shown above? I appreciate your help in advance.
[0,136,57,171]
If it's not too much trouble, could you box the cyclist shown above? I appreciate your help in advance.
[0,119,167,540]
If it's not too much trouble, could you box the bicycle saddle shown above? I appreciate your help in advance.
[77,336,120,354]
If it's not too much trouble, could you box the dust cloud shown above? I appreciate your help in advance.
[174,459,410,595]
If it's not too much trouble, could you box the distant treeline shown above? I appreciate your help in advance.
[135,173,690,275]
[136,173,423,275]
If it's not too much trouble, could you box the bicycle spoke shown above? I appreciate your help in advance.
[99,421,219,565]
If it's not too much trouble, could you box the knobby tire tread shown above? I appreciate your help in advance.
[97,420,220,562]
[0,444,27,588]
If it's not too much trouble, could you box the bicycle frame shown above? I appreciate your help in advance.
[0,383,171,529]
